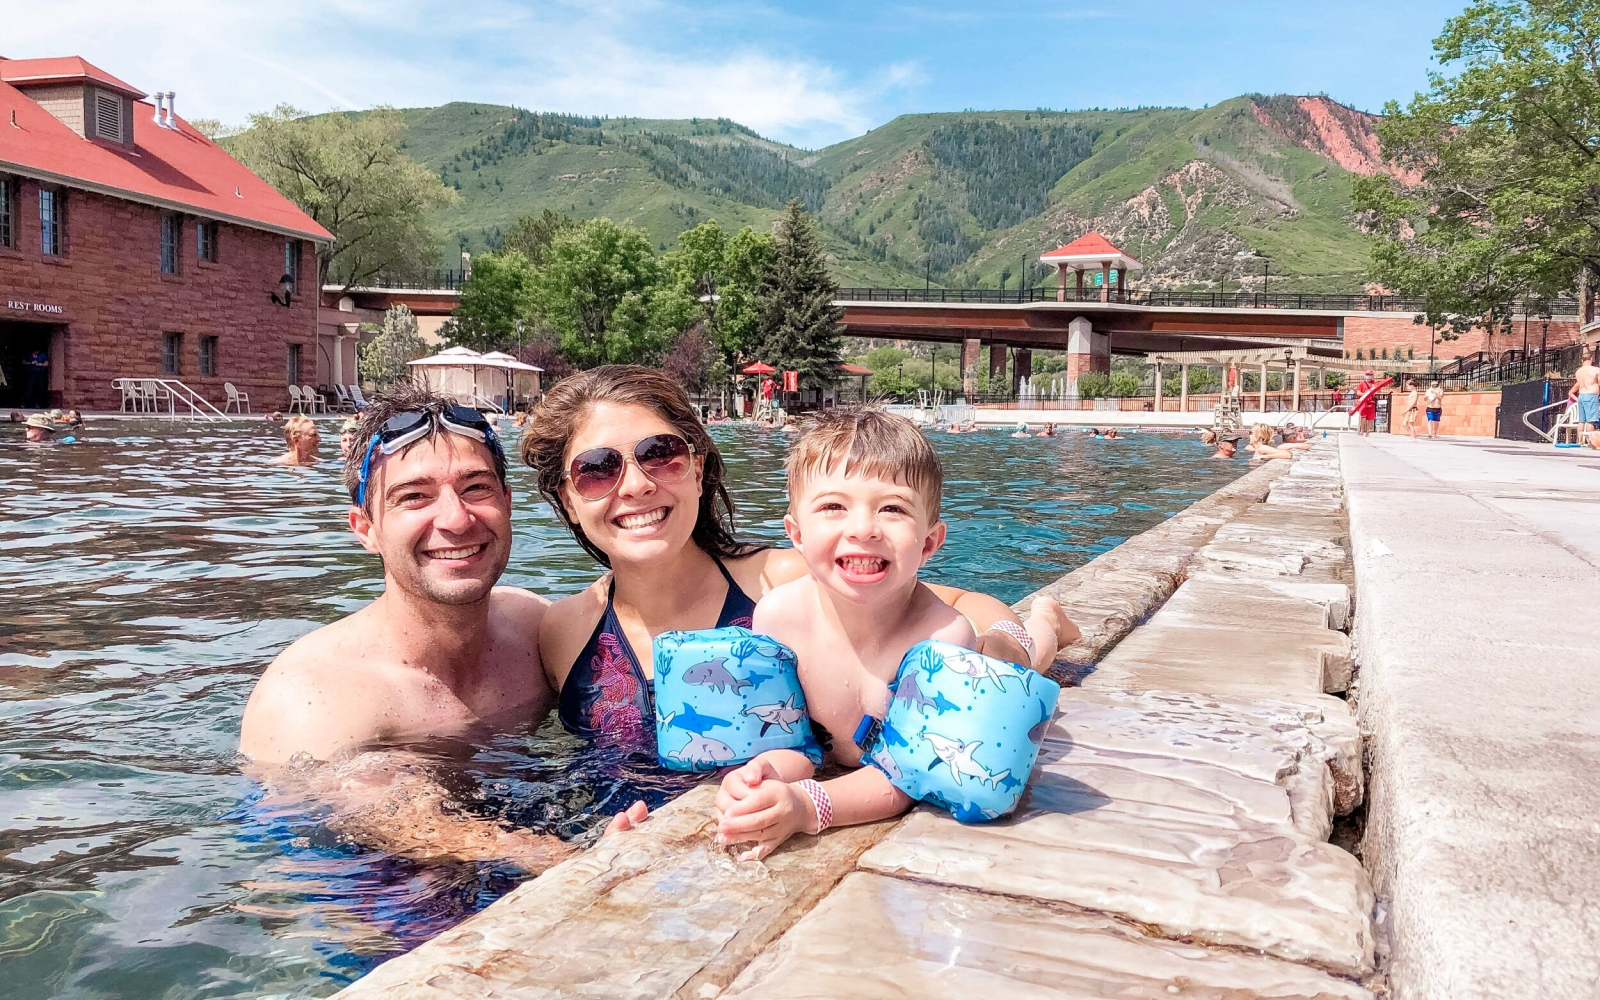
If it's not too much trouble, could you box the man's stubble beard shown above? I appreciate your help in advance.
[382,541,511,608]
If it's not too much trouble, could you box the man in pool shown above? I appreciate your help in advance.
[240,384,645,870]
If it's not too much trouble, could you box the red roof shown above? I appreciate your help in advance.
[0,64,331,243]
[0,57,145,99]
[1040,231,1140,265]
[837,363,873,375]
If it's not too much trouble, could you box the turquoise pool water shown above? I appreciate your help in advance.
[0,419,1244,998]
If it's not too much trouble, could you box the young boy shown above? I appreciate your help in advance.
[715,407,1052,860]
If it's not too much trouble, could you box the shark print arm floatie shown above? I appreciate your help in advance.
[864,639,1060,823]
[652,627,823,772]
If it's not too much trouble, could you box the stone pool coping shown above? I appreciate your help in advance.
[335,449,1377,999]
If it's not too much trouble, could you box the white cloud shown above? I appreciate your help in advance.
[3,0,896,146]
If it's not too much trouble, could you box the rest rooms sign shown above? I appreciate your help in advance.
[5,299,64,315]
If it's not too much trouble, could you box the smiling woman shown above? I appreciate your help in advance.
[521,365,1073,752]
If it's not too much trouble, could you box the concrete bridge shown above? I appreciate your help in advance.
[325,280,1443,393]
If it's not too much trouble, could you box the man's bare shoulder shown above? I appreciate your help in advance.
[239,613,384,762]
[489,585,550,632]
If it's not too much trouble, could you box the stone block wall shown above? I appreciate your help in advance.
[1343,314,1581,362]
[1420,389,1500,437]
[0,178,317,411]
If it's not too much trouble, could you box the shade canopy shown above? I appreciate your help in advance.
[479,351,544,373]
[408,346,485,367]
[741,362,777,374]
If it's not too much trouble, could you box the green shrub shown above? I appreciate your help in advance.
[1075,371,1111,398]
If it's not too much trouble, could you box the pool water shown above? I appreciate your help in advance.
[0,419,1243,999]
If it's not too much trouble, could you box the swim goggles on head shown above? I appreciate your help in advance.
[564,432,696,501]
[352,404,505,506]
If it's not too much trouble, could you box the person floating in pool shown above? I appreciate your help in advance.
[1038,422,1057,437]
[22,413,74,443]
[240,384,646,872]
[1011,422,1032,438]
[270,415,321,467]
[714,408,1057,860]
[338,417,361,460]
[1103,427,1122,440]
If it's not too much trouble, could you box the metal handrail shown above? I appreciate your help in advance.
[1520,398,1576,444]
[111,378,226,421]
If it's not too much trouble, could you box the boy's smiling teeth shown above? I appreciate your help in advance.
[838,555,888,574]
[616,507,669,529]
[426,543,484,560]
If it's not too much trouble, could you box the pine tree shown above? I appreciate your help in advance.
[753,201,843,392]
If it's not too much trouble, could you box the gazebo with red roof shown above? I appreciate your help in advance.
[1039,232,1142,304]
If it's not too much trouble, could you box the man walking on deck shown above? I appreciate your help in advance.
[1571,351,1600,448]
[1354,370,1380,436]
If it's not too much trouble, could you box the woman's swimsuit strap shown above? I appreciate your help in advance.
[558,556,758,743]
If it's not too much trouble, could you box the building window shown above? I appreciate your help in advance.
[199,336,218,377]
[94,91,123,143]
[161,214,181,274]
[287,343,302,386]
[197,221,218,263]
[40,189,62,256]
[0,176,11,249]
[162,332,183,375]
[283,240,299,286]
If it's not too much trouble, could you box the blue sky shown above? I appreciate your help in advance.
[12,0,1468,148]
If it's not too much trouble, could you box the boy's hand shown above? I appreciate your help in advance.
[715,758,816,862]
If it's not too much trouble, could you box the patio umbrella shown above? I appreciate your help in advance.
[741,362,776,375]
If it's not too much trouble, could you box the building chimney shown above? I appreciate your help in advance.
[165,92,176,129]
[153,91,166,128]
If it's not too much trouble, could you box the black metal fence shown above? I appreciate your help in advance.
[834,287,1444,311]
[1497,379,1577,441]
[1430,344,1594,389]
[346,269,471,290]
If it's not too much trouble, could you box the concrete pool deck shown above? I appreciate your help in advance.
[335,443,1386,999]
[1342,434,1600,999]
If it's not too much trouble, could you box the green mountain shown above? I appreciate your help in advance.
[394,95,1396,292]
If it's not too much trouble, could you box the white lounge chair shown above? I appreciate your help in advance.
[224,382,251,414]
[348,384,369,409]
[331,384,355,413]
[286,384,304,414]
[301,385,327,414]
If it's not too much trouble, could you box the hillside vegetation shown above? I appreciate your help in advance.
[389,95,1396,291]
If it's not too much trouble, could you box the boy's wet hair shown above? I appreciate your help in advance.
[786,406,942,520]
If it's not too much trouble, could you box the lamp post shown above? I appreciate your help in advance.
[1539,312,1552,375]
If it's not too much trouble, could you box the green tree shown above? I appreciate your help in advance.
[1075,371,1112,398]
[663,220,776,364]
[529,218,688,367]
[1354,0,1599,333]
[502,209,575,264]
[357,304,428,385]
[1108,370,1141,397]
[753,202,844,391]
[443,251,536,352]
[227,106,457,289]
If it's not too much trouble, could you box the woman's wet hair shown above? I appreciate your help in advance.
[521,365,762,567]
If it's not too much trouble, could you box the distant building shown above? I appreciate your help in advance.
[0,56,332,411]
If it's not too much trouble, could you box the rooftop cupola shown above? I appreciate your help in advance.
[0,55,144,148]
[1040,232,1143,303]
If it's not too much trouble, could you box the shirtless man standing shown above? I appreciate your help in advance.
[240,384,643,870]
[1570,351,1600,448]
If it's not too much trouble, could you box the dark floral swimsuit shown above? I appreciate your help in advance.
[557,557,755,751]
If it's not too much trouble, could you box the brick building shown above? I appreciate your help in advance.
[0,56,331,412]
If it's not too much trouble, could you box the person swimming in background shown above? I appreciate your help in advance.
[1011,422,1031,438]
[1103,427,1122,440]
[1038,422,1057,437]
[22,413,74,443]
[338,417,362,460]
[271,415,321,467]
[1246,424,1297,461]
[715,408,1056,860]
[1212,434,1240,459]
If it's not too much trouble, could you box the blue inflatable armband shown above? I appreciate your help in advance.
[867,639,1059,823]
[652,627,822,772]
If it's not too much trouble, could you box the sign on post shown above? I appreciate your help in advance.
[783,370,799,393]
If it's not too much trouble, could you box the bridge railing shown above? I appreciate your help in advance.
[837,287,1581,315]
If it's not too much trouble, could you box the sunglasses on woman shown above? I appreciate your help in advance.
[353,405,504,506]
[565,432,696,501]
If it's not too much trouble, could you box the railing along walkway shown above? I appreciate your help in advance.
[113,379,227,421]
